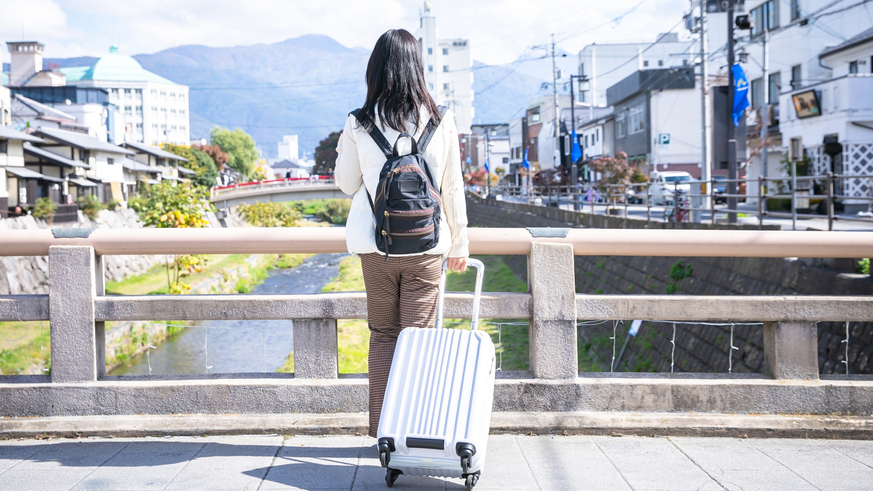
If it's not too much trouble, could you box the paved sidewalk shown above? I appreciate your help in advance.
[1,434,872,490]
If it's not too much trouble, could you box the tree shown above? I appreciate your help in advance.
[189,148,219,188]
[210,127,259,178]
[193,143,229,171]
[160,143,219,189]
[313,131,340,176]
[589,151,632,195]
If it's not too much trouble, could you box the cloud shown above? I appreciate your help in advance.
[3,0,692,65]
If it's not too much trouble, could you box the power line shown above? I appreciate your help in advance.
[588,18,687,81]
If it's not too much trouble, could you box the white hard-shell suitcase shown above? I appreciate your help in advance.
[377,259,495,490]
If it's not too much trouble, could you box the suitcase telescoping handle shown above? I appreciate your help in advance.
[435,258,484,330]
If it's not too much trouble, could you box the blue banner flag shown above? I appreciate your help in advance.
[522,148,530,169]
[484,158,489,173]
[732,63,750,127]
[571,128,582,162]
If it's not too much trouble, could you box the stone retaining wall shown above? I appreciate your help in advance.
[466,196,873,375]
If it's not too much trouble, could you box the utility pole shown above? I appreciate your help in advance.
[760,29,769,196]
[698,0,711,204]
[726,0,738,223]
[551,34,560,174]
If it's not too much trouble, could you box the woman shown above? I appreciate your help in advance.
[334,28,469,439]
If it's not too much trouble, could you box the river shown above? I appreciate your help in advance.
[110,252,349,376]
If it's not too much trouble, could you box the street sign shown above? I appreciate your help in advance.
[658,133,671,145]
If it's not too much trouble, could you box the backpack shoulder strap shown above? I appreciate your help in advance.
[350,109,392,160]
[417,105,448,154]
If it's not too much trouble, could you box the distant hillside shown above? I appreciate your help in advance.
[48,35,552,157]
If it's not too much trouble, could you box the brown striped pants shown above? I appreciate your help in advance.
[360,253,443,438]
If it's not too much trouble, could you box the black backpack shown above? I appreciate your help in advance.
[350,106,447,259]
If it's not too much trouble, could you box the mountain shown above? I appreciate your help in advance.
[47,35,553,157]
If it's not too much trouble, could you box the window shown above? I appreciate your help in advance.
[629,102,645,134]
[596,128,599,142]
[849,61,858,74]
[768,72,781,103]
[135,123,143,131]
[428,48,432,55]
[643,60,649,67]
[443,83,450,90]
[124,89,132,95]
[135,106,142,115]
[0,139,7,153]
[791,64,802,89]
[124,106,133,116]
[152,106,158,112]
[428,65,433,72]
[428,83,434,90]
[151,90,157,96]
[160,91,166,96]
[181,126,187,132]
[442,66,449,72]
[751,0,778,37]
[107,158,114,165]
[683,59,688,66]
[751,78,762,108]
[528,107,541,123]
[790,0,801,20]
[658,60,663,67]
[442,48,448,55]
[616,112,627,138]
[135,89,142,96]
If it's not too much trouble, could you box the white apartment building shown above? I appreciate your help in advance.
[737,0,873,209]
[415,1,474,135]
[60,46,190,146]
[578,34,695,108]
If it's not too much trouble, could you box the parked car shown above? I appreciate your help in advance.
[713,176,727,204]
[651,171,693,205]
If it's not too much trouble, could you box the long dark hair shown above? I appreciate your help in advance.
[357,29,441,133]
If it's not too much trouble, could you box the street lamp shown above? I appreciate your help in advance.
[569,74,589,210]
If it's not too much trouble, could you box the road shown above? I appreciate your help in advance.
[494,194,873,232]
[2,434,872,490]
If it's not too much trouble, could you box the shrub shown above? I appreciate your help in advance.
[316,199,351,225]
[32,197,57,220]
[237,202,301,227]
[77,195,104,220]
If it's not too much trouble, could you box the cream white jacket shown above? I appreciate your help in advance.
[334,107,469,258]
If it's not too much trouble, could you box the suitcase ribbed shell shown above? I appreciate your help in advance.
[379,326,495,477]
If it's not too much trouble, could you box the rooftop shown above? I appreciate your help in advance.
[34,127,135,155]
[0,126,44,143]
[61,46,179,85]
[122,141,189,162]
[271,158,308,170]
[820,26,873,59]
[11,94,77,123]
[23,142,90,169]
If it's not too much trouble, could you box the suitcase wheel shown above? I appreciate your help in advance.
[464,473,479,490]
[385,468,402,488]
[379,448,390,468]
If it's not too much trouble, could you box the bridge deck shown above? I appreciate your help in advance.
[2,434,871,490]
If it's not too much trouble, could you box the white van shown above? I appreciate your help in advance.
[651,171,693,205]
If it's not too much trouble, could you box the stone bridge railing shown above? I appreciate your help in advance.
[1,228,872,424]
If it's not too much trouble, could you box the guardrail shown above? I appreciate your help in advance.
[211,177,336,199]
[1,228,872,419]
[492,173,873,231]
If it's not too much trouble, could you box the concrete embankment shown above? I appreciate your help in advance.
[465,195,873,375]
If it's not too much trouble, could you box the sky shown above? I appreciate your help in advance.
[2,0,693,65]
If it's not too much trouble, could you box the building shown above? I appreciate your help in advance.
[278,135,299,161]
[470,123,510,177]
[121,141,194,195]
[0,125,49,216]
[31,127,136,204]
[778,26,873,212]
[578,34,695,108]
[59,46,190,146]
[524,94,576,172]
[10,94,86,133]
[736,0,873,205]
[415,1,474,134]
[606,67,701,177]
[270,159,310,179]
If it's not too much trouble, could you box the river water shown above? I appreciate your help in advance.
[110,253,349,376]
